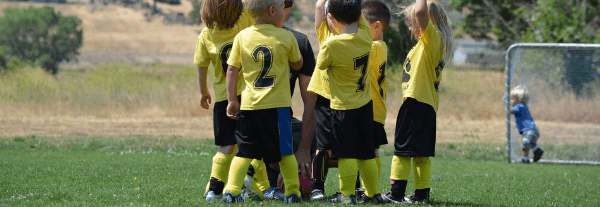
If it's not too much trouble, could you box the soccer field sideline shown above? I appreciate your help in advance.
[1,140,598,206]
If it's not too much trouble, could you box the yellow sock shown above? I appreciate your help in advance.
[375,157,382,178]
[412,157,431,189]
[209,148,235,184]
[280,155,300,197]
[250,159,268,194]
[390,155,411,180]
[222,156,252,196]
[338,158,358,197]
[357,159,379,198]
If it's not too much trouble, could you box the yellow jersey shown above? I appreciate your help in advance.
[227,24,302,110]
[314,16,373,110]
[193,8,255,102]
[306,19,336,100]
[401,19,444,112]
[369,40,387,124]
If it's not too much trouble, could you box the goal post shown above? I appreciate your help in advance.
[504,43,600,165]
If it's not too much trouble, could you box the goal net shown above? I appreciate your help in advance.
[504,43,600,164]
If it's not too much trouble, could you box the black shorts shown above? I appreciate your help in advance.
[236,107,294,164]
[373,121,388,148]
[394,98,436,157]
[314,95,332,151]
[331,101,376,159]
[213,97,240,146]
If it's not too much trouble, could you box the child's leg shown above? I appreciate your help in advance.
[338,158,359,197]
[222,156,253,196]
[389,155,411,197]
[249,159,269,192]
[412,157,431,197]
[207,144,238,194]
[357,159,379,198]
[279,155,300,196]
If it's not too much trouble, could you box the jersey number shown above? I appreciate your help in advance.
[219,43,233,75]
[354,53,370,92]
[252,46,274,88]
[378,61,386,99]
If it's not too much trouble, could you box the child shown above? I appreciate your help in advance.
[194,0,269,201]
[510,86,543,163]
[310,0,380,204]
[382,0,453,203]
[358,0,391,203]
[221,0,304,203]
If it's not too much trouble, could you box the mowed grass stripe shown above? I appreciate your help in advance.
[1,145,598,206]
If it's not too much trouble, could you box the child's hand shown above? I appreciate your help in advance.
[226,101,240,120]
[200,92,211,109]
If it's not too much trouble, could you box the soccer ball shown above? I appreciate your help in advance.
[276,167,312,197]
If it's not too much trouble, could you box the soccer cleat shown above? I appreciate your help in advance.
[380,191,406,204]
[309,189,325,201]
[533,148,544,162]
[357,193,385,204]
[521,157,530,164]
[221,191,244,203]
[312,150,330,183]
[242,175,262,201]
[263,187,285,201]
[205,191,222,201]
[284,193,302,203]
[404,193,431,203]
[327,192,356,204]
[354,188,365,201]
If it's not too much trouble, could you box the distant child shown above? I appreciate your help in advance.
[309,0,380,204]
[362,0,391,197]
[193,0,269,202]
[510,86,543,163]
[382,0,453,204]
[221,0,304,203]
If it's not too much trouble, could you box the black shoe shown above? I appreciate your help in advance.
[309,189,325,201]
[354,188,365,201]
[521,157,530,163]
[221,191,244,203]
[283,193,302,203]
[327,192,356,204]
[380,191,405,204]
[312,150,330,183]
[357,193,384,204]
[533,148,544,162]
[404,193,430,203]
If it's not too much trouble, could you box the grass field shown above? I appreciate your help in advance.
[1,137,599,206]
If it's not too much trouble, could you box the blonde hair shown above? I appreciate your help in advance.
[400,0,454,62]
[245,0,284,19]
[510,86,530,104]
[201,0,244,30]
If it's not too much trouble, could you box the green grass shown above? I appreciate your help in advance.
[1,137,599,206]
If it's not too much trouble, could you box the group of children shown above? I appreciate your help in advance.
[193,0,480,204]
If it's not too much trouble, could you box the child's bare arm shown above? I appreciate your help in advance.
[415,0,428,31]
[198,67,211,109]
[315,0,327,29]
[290,57,304,71]
[225,65,240,120]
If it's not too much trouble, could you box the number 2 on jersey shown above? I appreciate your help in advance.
[252,46,274,88]
[219,43,233,75]
[354,53,369,92]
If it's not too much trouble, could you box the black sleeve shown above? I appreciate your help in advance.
[297,35,315,76]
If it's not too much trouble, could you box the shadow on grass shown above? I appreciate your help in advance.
[429,200,509,207]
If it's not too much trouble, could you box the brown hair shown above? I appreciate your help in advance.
[201,0,244,30]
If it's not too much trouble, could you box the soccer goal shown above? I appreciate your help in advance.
[504,43,600,164]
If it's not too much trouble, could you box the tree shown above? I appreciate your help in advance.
[450,0,600,95]
[0,6,83,74]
